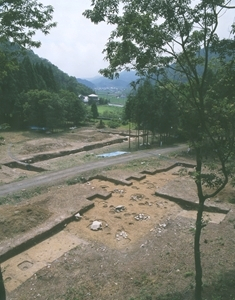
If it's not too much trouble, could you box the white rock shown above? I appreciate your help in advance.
[90,221,102,231]
[74,213,82,220]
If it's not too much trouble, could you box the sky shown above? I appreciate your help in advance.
[34,0,235,79]
[34,0,114,79]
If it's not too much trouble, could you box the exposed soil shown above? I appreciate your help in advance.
[0,127,235,300]
[0,204,51,241]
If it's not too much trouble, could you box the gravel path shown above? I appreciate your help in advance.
[0,144,186,197]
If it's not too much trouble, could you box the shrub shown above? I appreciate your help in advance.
[107,120,120,128]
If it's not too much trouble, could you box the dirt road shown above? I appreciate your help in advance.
[0,144,186,197]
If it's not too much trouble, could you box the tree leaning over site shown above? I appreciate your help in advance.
[84,1,235,299]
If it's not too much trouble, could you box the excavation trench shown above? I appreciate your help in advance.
[4,137,127,171]
[1,163,230,293]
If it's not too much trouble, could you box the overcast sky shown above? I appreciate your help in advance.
[34,0,235,79]
[34,0,113,79]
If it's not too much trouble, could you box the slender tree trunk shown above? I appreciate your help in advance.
[147,130,149,148]
[0,266,6,300]
[138,128,139,149]
[194,147,205,300]
[194,201,204,300]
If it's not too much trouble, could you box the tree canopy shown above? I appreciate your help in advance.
[124,79,178,141]
[0,0,56,48]
[84,0,234,78]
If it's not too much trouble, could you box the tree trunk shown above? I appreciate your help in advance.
[0,266,6,300]
[194,147,205,300]
[137,128,140,149]
[194,201,204,300]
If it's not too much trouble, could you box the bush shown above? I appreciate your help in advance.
[107,120,120,128]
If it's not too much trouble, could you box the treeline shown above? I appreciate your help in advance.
[0,43,94,129]
[123,53,235,144]
[124,80,178,143]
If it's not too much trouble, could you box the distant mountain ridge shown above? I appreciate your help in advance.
[77,71,139,89]
[78,48,231,89]
[76,78,96,89]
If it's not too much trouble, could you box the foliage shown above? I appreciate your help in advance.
[0,46,93,129]
[107,119,120,128]
[98,97,109,105]
[59,90,87,126]
[0,0,56,48]
[124,79,178,138]
[91,102,99,119]
[0,0,56,81]
[16,89,87,129]
[0,50,18,80]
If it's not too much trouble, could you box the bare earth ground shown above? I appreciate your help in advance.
[0,127,235,300]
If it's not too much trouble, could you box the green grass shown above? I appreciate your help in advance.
[97,104,123,116]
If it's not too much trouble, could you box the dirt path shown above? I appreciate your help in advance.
[0,144,187,197]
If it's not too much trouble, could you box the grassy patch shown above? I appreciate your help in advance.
[97,105,123,115]
[228,197,235,204]
[184,271,194,278]
[202,270,235,300]
[128,270,235,300]
[0,186,45,206]
[63,286,91,300]
[67,176,86,185]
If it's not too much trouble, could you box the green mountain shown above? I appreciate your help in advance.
[0,42,94,95]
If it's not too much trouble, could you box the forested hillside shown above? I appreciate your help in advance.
[0,43,94,130]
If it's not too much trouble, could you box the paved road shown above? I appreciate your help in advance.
[0,144,187,197]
